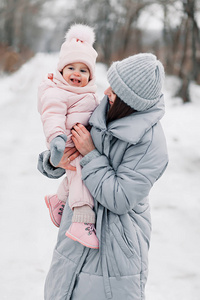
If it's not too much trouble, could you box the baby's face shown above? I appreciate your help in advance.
[62,62,90,87]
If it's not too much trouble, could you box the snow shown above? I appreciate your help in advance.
[0,53,200,300]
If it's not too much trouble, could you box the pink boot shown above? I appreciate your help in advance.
[65,223,99,249]
[45,194,65,227]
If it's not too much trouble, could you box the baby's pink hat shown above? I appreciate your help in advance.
[57,24,98,79]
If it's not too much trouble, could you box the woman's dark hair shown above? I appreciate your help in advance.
[106,95,137,124]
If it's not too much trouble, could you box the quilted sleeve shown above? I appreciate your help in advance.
[38,82,67,144]
[81,129,168,215]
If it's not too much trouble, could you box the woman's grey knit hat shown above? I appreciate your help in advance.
[107,53,165,111]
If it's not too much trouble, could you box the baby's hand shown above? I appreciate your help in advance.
[48,73,54,81]
[50,135,67,167]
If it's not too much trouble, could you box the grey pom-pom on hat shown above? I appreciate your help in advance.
[107,53,165,111]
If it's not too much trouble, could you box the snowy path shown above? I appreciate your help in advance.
[0,54,200,300]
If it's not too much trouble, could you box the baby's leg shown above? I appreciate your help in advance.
[57,176,69,203]
[65,156,98,249]
[67,156,94,209]
[72,205,95,224]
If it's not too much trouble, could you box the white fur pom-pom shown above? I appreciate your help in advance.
[65,24,95,45]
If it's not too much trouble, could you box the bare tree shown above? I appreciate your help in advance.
[71,0,157,64]
[0,0,53,72]
[175,0,200,102]
[118,0,151,55]
[0,0,51,52]
[69,0,121,65]
[157,0,200,102]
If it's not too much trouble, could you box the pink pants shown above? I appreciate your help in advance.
[57,155,94,209]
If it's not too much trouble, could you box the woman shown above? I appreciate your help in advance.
[38,53,168,300]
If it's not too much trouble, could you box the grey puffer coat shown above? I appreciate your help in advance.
[41,96,168,300]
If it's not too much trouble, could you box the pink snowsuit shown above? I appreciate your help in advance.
[38,69,99,209]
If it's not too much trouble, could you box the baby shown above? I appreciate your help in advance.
[38,24,99,249]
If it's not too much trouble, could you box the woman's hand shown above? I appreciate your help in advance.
[56,147,79,171]
[71,124,95,156]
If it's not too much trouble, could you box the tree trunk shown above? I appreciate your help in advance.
[178,17,190,79]
[177,0,200,102]
[176,76,191,103]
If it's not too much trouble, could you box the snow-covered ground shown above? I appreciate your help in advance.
[0,53,200,300]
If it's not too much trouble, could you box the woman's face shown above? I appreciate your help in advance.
[104,86,117,107]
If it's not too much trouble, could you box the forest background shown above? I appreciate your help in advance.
[0,0,200,103]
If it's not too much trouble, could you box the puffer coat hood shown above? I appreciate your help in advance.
[43,96,168,300]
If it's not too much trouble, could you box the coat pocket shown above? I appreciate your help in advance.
[109,222,134,258]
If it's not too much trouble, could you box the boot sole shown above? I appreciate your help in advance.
[65,231,99,249]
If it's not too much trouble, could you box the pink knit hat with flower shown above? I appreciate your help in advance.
[57,24,98,80]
